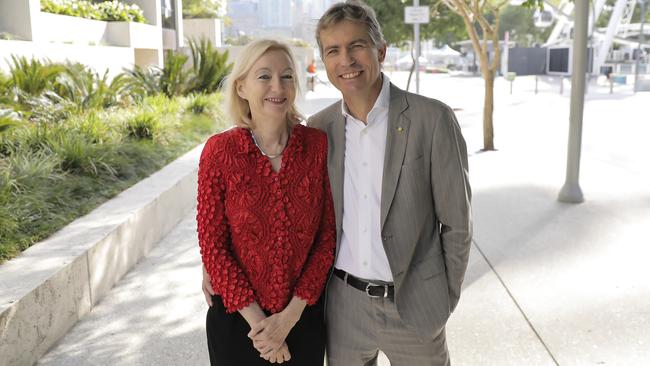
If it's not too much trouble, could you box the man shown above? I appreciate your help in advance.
[307,1,472,365]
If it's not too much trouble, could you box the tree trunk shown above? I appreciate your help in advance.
[483,69,495,151]
[406,47,416,91]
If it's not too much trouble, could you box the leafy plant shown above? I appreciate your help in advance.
[40,0,146,23]
[18,90,75,124]
[126,112,160,140]
[160,51,190,98]
[41,0,100,19]
[55,63,131,110]
[186,93,211,114]
[123,65,162,99]
[8,56,64,97]
[95,0,147,23]
[183,0,222,19]
[0,109,21,134]
[186,38,232,94]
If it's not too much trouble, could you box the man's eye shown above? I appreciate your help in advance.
[327,49,338,56]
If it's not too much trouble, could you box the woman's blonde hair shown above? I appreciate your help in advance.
[224,39,303,128]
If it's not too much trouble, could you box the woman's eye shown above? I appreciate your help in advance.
[282,75,293,79]
[258,75,271,80]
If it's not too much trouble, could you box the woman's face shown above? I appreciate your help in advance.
[237,49,296,123]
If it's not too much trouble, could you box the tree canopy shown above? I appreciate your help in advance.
[364,0,468,47]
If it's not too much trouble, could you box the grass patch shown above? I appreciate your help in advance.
[0,93,228,263]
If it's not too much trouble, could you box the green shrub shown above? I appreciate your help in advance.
[19,90,75,124]
[8,56,64,97]
[95,1,147,23]
[186,93,211,114]
[183,0,222,19]
[126,112,160,140]
[40,0,146,23]
[160,51,190,98]
[55,63,131,110]
[186,38,232,94]
[123,65,162,99]
[0,109,21,134]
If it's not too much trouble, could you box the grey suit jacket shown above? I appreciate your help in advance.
[307,83,472,339]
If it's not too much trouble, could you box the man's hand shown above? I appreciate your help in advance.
[202,265,215,306]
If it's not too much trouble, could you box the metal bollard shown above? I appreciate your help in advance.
[560,76,564,95]
[535,75,539,94]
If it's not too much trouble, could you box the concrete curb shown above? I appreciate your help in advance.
[0,143,205,366]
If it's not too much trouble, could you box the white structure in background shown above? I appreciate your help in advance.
[0,0,227,76]
[543,0,649,76]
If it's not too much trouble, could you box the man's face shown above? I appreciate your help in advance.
[319,20,386,99]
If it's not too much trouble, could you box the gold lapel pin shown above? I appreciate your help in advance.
[397,127,404,133]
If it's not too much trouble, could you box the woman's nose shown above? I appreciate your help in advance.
[271,76,284,91]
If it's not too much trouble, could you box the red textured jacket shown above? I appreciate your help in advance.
[197,124,336,314]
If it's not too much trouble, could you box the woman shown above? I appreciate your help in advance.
[196,39,335,365]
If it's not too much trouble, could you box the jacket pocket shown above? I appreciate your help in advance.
[414,251,445,280]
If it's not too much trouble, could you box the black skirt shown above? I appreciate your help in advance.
[206,295,325,366]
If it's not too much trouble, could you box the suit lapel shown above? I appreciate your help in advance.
[326,105,346,243]
[380,84,410,229]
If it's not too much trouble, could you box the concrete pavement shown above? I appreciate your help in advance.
[38,72,650,365]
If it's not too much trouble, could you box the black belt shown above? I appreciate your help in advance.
[333,268,394,299]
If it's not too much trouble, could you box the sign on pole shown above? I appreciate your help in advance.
[405,6,430,24]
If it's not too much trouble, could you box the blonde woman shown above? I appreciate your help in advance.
[197,39,335,365]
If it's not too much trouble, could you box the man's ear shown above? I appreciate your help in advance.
[236,80,247,100]
[377,43,387,64]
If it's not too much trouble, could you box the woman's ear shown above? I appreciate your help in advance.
[236,80,247,100]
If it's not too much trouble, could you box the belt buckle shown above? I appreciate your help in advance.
[365,283,389,298]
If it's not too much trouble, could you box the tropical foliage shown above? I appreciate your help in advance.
[0,51,230,263]
[123,38,232,98]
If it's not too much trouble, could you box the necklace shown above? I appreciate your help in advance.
[250,129,288,159]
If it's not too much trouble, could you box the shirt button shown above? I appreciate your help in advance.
[362,162,368,167]
[363,261,368,266]
[363,194,368,199]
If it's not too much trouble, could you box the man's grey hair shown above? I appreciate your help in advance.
[315,1,386,55]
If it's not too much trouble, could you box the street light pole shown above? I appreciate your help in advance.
[634,0,646,93]
[558,0,588,203]
[414,0,420,93]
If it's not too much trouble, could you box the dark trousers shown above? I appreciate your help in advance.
[206,295,325,366]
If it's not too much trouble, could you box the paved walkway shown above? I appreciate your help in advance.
[38,72,650,365]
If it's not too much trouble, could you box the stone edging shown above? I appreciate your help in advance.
[0,143,205,366]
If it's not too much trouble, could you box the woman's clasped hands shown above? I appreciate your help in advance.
[247,297,307,364]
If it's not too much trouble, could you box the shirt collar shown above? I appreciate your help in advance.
[341,73,391,121]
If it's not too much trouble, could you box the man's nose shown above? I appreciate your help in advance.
[341,49,356,66]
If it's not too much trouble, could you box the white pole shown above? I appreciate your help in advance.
[635,0,646,93]
[414,0,420,94]
[558,0,588,203]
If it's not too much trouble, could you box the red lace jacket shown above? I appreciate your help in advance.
[197,124,336,313]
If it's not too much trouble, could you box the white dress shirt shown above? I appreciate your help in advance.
[335,74,393,282]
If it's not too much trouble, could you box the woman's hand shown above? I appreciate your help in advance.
[260,341,291,363]
[248,297,306,356]
[202,265,215,306]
